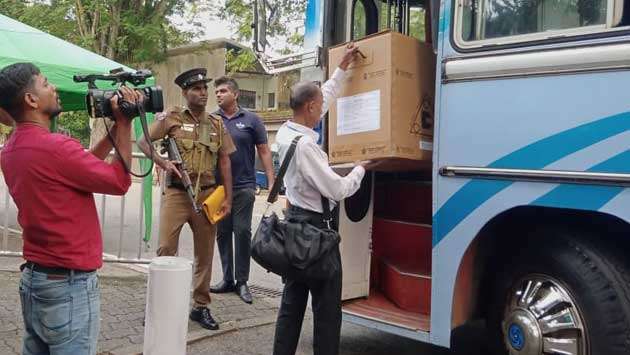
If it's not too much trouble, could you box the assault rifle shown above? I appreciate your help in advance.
[162,137,202,214]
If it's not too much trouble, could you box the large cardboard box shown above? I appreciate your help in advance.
[328,31,435,169]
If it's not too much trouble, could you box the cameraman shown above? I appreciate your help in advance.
[0,62,139,355]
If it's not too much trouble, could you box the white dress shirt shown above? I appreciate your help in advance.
[276,68,366,213]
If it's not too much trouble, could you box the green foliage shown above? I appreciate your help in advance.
[0,123,12,136]
[0,0,201,65]
[409,7,426,42]
[225,48,257,74]
[212,0,307,55]
[56,111,91,147]
[351,1,426,42]
[353,0,367,39]
[209,0,308,74]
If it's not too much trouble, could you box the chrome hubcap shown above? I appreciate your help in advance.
[502,275,588,355]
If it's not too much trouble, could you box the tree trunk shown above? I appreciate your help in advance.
[74,0,88,39]
[90,8,101,54]
[106,2,122,59]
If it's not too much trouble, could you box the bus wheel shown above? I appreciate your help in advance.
[489,230,630,355]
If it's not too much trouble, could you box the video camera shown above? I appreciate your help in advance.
[73,68,163,119]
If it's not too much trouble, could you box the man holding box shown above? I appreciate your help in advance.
[271,44,379,355]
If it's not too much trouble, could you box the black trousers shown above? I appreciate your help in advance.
[272,205,343,355]
[217,188,256,283]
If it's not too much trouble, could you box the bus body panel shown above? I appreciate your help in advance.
[297,0,630,348]
[430,0,630,346]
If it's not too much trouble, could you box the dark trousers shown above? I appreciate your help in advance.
[217,188,256,283]
[272,205,343,355]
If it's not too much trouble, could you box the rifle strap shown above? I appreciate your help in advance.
[194,148,205,199]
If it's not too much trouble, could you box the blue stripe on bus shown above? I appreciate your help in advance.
[433,112,630,246]
[531,149,630,210]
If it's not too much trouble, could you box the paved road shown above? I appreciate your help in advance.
[0,178,285,291]
[188,322,454,355]
[188,317,488,355]
[0,179,489,355]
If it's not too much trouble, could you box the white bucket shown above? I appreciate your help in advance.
[143,256,192,355]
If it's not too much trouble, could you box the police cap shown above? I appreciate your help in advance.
[174,68,212,89]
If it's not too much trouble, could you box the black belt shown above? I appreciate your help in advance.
[170,183,215,191]
[287,204,322,216]
[21,262,95,275]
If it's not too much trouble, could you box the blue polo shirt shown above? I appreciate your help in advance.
[216,108,268,190]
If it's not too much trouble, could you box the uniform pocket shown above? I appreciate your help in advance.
[177,138,195,170]
[207,142,220,153]
[32,293,72,345]
[199,139,219,153]
[181,139,194,151]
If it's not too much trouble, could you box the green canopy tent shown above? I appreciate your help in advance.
[0,13,155,245]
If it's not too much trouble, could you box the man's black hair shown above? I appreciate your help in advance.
[0,63,41,120]
[214,76,239,93]
[289,81,321,111]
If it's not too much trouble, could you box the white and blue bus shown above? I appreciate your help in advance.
[254,0,630,354]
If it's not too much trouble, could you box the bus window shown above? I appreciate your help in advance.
[378,0,428,42]
[409,5,427,41]
[352,0,379,40]
[456,0,628,48]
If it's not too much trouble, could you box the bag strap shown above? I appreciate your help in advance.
[267,135,303,203]
[321,195,332,229]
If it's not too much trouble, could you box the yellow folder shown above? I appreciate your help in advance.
[203,185,226,224]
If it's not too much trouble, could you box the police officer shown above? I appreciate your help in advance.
[138,68,236,330]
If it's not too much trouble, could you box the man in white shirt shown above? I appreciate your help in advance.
[272,43,376,355]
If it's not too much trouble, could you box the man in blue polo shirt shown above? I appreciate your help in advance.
[210,76,275,303]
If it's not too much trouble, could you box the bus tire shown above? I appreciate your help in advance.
[488,227,630,355]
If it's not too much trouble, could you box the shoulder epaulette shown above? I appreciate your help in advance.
[168,106,184,115]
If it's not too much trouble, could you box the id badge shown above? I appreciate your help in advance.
[181,123,195,132]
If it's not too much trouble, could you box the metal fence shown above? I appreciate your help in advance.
[1,148,158,264]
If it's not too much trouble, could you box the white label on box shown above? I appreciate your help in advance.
[420,140,433,151]
[336,90,381,135]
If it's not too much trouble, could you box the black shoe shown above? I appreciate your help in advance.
[210,280,236,294]
[236,282,253,304]
[189,307,219,330]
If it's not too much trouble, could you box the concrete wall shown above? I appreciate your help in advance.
[276,71,300,110]
[233,73,278,111]
[265,120,285,146]
[150,43,227,112]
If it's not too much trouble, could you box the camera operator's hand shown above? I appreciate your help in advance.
[111,86,141,122]
[159,159,183,179]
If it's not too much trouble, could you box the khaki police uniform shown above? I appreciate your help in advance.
[148,107,236,307]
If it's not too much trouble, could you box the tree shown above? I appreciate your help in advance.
[209,0,307,70]
[1,0,204,146]
[0,0,200,64]
[57,112,92,147]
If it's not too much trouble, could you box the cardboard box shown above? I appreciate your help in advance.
[328,31,435,169]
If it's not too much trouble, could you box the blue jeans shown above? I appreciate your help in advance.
[19,267,100,355]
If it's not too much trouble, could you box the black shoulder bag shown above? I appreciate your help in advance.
[251,136,341,281]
